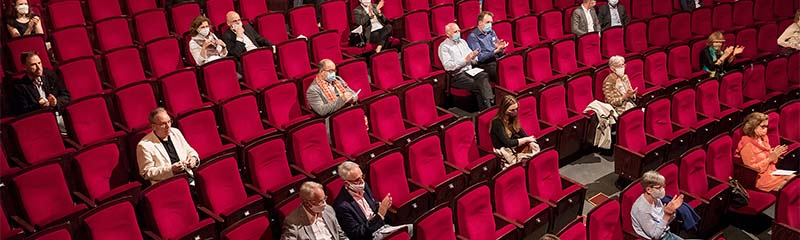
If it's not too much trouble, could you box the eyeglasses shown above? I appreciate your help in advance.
[151,119,172,128]
[759,124,768,129]
[307,196,328,206]
[230,19,242,23]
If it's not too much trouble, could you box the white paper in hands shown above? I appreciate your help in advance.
[355,89,362,96]
[466,67,484,76]
[771,170,796,176]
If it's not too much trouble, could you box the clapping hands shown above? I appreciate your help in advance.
[664,194,684,215]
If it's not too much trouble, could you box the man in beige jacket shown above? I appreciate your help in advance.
[136,107,199,184]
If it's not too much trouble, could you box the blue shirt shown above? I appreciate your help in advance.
[466,28,503,63]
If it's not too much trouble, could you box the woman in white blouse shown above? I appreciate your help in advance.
[188,16,227,65]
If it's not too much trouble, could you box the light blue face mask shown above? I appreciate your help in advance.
[482,23,492,33]
[326,72,337,81]
[451,34,461,41]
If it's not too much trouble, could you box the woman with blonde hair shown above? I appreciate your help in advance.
[737,112,794,192]
[699,31,743,77]
[490,95,540,169]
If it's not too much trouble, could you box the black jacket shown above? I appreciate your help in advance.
[353,4,389,43]
[332,185,385,240]
[597,4,630,30]
[10,69,71,116]
[220,23,272,58]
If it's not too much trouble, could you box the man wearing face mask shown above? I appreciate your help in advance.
[597,0,629,30]
[353,0,393,53]
[631,171,685,240]
[439,22,495,110]
[333,161,413,240]
[306,59,358,116]
[570,0,600,36]
[221,11,273,59]
[282,181,349,240]
[602,56,637,115]
[466,11,507,85]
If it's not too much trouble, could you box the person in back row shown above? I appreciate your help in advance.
[699,31,744,77]
[188,16,227,65]
[353,0,393,53]
[466,11,508,84]
[306,59,358,116]
[221,11,273,59]
[570,0,600,36]
[438,22,495,110]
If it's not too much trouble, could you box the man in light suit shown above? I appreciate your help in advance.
[281,181,349,240]
[136,107,199,184]
[571,0,601,36]
[597,0,630,30]
[306,59,358,116]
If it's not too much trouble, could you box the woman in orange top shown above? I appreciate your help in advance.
[736,112,794,192]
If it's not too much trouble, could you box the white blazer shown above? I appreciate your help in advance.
[136,128,199,184]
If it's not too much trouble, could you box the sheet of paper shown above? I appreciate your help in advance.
[771,169,796,176]
[465,67,484,76]
[355,89,362,96]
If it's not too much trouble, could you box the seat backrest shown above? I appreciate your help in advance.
[601,27,625,58]
[711,3,733,31]
[221,94,265,144]
[538,85,569,126]
[644,51,669,86]
[619,180,642,235]
[671,88,699,127]
[493,20,515,53]
[431,4,455,36]
[626,57,646,93]
[670,12,691,42]
[134,9,171,44]
[706,134,734,180]
[276,39,312,79]
[262,82,303,129]
[289,121,338,173]
[407,134,448,186]
[577,33,602,67]
[403,83,440,126]
[82,199,143,240]
[539,10,564,40]
[371,50,405,90]
[477,108,498,152]
[338,60,376,100]
[369,151,414,203]
[443,119,482,169]
[586,198,622,240]
[58,58,104,100]
[518,94,546,137]
[767,111,781,147]
[566,74,594,113]
[113,82,158,131]
[742,63,766,100]
[73,142,131,202]
[493,165,532,222]
[205,0,234,28]
[483,0,507,20]
[201,58,241,102]
[330,108,372,156]
[624,21,647,54]
[310,30,344,64]
[735,28,757,59]
[667,45,692,79]
[289,5,319,37]
[679,148,710,198]
[644,97,675,139]
[124,0,157,16]
[176,109,226,159]
[618,109,647,152]
[52,26,94,62]
[531,0,554,13]
[220,212,272,240]
[11,112,69,165]
[775,178,800,229]
[196,157,248,215]
[159,69,204,116]
[256,13,289,45]
[94,17,134,52]
[12,163,78,227]
[690,39,708,73]
[652,0,673,16]
[718,71,745,108]
[647,17,670,48]
[415,206,457,240]
[691,7,712,36]
[87,0,122,22]
[47,0,86,30]
[779,101,800,142]
[658,163,680,197]
[404,10,432,42]
[456,0,480,29]
[525,46,555,84]
[508,0,531,18]
[695,79,723,120]
[245,136,297,193]
[320,0,350,45]
[169,2,201,34]
[455,185,497,239]
[104,46,148,89]
[7,35,52,72]
[513,14,540,47]
[142,177,201,239]
[241,48,281,90]
[527,149,564,201]
[144,37,184,78]
[732,0,754,27]
[552,39,579,74]
[65,96,117,146]
[631,0,653,20]
[402,41,436,79]
[498,54,527,91]
[593,67,610,102]
[369,95,408,141]
[757,23,778,54]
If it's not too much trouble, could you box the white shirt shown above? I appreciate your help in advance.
[349,191,376,220]
[438,38,477,73]
[237,34,258,52]
[583,5,596,32]
[363,5,384,32]
[33,77,45,98]
[306,209,334,240]
[609,5,622,27]
[694,0,701,8]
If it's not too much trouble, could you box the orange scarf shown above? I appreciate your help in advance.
[736,135,770,156]
[315,74,348,102]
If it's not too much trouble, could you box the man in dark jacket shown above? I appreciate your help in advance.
[597,0,630,30]
[220,11,272,59]
[10,51,70,116]
[353,0,392,53]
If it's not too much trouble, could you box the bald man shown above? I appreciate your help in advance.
[306,59,358,116]
[282,181,349,240]
[221,11,272,58]
[438,23,495,110]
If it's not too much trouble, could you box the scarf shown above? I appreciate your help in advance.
[315,74,348,102]
[736,135,770,157]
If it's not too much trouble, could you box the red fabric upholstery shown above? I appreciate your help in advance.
[780,101,800,142]
[330,108,385,158]
[241,48,282,90]
[552,39,587,75]
[776,178,800,229]
[527,150,565,202]
[680,148,713,198]
[720,71,760,110]
[82,200,143,240]
[670,12,692,42]
[765,55,788,93]
[261,82,309,130]
[734,28,758,60]
[416,207,457,240]
[559,221,587,240]
[404,0,429,11]
[196,157,261,217]
[159,69,209,116]
[402,41,446,82]
[407,134,460,188]
[667,45,703,80]
[94,17,134,52]
[587,199,623,240]
[456,185,516,239]
[276,39,313,79]
[513,15,541,47]
[732,1,754,27]
[205,0,234,28]
[691,8,712,36]
[51,26,93,62]
[431,4,455,36]
[477,108,498,152]
[624,21,649,54]
[176,109,235,159]
[757,23,778,55]
[493,21,515,53]
[133,10,171,44]
[371,50,414,90]
[220,213,272,240]
[696,79,736,120]
[65,96,125,146]
[221,94,275,144]
[631,0,653,20]
[743,63,776,101]
[526,46,565,84]
[11,112,74,165]
[288,5,319,37]
[620,180,643,236]
[403,84,452,128]
[0,205,24,240]
[245,136,306,201]
[508,0,530,18]
[566,74,595,114]
[690,39,708,73]
[671,88,715,131]
[142,177,215,239]
[498,54,538,93]
[73,143,140,203]
[256,13,289,45]
[290,121,344,177]
[7,35,52,73]
[169,2,201,34]
[339,60,383,100]
[652,0,673,16]
[456,0,480,29]
[13,163,87,228]
[644,98,689,141]
[619,109,657,153]
[601,26,625,58]
[711,3,733,31]
[704,135,734,180]
[58,58,105,100]
[494,166,549,223]
[47,1,86,31]
[124,0,158,16]
[87,0,121,22]
[531,0,554,13]
[103,47,149,89]
[370,95,420,143]
[27,225,72,240]
[113,82,158,132]
[540,10,568,41]
[539,85,578,127]
[483,0,507,20]
[518,95,558,144]
[645,51,684,89]
[578,33,602,67]
[444,119,494,171]
[403,10,432,42]
[369,151,428,209]
[144,37,184,78]
[202,58,243,102]
[310,30,345,64]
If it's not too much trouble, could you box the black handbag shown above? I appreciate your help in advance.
[729,177,750,208]
[348,32,366,47]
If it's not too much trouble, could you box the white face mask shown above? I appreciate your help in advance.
[649,187,666,200]
[614,67,625,77]
[309,203,326,214]
[609,0,619,5]
[16,4,29,14]
[198,27,210,36]
[360,0,371,7]
[349,183,365,193]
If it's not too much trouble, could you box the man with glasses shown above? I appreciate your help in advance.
[221,11,273,59]
[306,59,358,116]
[282,181,349,240]
[136,107,199,184]
[631,171,685,240]
[333,161,412,240]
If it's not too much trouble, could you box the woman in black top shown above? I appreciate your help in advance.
[699,31,743,78]
[490,95,540,169]
[5,0,43,38]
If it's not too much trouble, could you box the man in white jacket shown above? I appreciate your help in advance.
[136,107,199,184]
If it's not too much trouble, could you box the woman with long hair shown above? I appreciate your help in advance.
[490,95,540,169]
[5,0,43,38]
[736,112,794,192]
[188,16,227,65]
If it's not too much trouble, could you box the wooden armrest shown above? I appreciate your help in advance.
[244,183,273,199]
[10,216,34,233]
[494,213,523,228]
[219,134,243,148]
[73,191,97,208]
[197,206,224,223]
[529,194,557,207]
[143,230,162,240]
[290,164,316,179]
[444,161,470,174]
[407,178,434,192]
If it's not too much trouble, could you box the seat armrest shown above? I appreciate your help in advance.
[444,161,470,174]
[289,164,316,179]
[244,183,272,199]
[529,194,557,208]
[494,213,524,228]
[143,230,162,240]
[10,216,34,233]
[197,205,224,223]
[73,191,97,208]
[219,134,243,148]
[407,178,435,192]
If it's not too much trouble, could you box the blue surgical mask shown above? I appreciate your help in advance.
[451,34,461,41]
[326,72,336,81]
[482,23,492,33]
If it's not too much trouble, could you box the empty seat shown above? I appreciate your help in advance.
[527,149,587,232]
[711,3,734,31]
[219,93,276,145]
[175,108,236,160]
[493,165,551,237]
[243,135,307,204]
[495,54,543,98]
[57,57,106,100]
[454,184,517,239]
[329,108,387,164]
[205,0,235,29]
[86,0,122,22]
[407,133,467,204]
[64,96,126,147]
[644,51,684,93]
[757,23,778,56]
[195,156,264,225]
[309,30,349,64]
[483,0,507,20]
[577,33,602,67]
[696,79,741,131]
[414,205,457,240]
[94,17,135,52]
[671,87,717,145]
[133,9,172,45]
[619,179,644,239]
[531,0,554,13]
[72,142,141,206]
[719,71,761,114]
[144,37,185,78]
[80,198,144,240]
[47,0,86,31]
[141,176,216,239]
[518,94,560,151]
[624,21,653,54]
[743,62,782,110]
[586,198,623,240]
[1,204,24,240]
[9,111,76,165]
[401,41,447,104]
[368,150,432,223]
[402,83,456,130]
[368,95,423,147]
[112,82,159,133]
[513,14,542,47]
[288,120,346,182]
[403,10,432,43]
[772,178,800,239]
[200,58,246,103]
[456,0,480,29]
[732,0,754,27]
[648,17,671,48]
[159,69,212,117]
[169,2,201,34]
[666,45,707,81]
[255,13,289,45]
[261,82,313,131]
[11,163,87,231]
[51,26,94,62]
[678,147,731,234]
[558,219,587,240]
[124,0,157,16]
[614,109,668,181]
[241,48,284,91]
[526,46,568,84]
[443,118,498,184]
[103,46,151,89]
[220,212,273,240]
[288,5,319,37]
[540,10,571,41]
[337,59,384,101]
[538,84,588,161]
[691,7,713,37]
[551,39,591,76]
[431,4,455,36]
[670,12,692,43]
[276,39,314,79]
[371,50,415,91]
[601,26,626,58]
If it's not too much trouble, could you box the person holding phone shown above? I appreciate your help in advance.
[438,22,495,110]
[736,112,795,192]
[306,59,359,116]
[188,16,227,65]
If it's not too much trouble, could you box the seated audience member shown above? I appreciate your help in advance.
[597,0,629,30]
[736,112,795,192]
[778,10,800,50]
[680,0,701,11]
[5,0,43,38]
[188,16,228,66]
[353,0,392,53]
[438,22,495,110]
[281,181,350,240]
[602,55,637,114]
[10,52,70,134]
[699,31,744,77]
[306,59,358,116]
[466,11,508,84]
[221,11,273,58]
[571,0,600,36]
[333,161,413,240]
[631,171,685,240]
[539,234,561,240]
[490,95,540,169]
[136,107,199,184]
